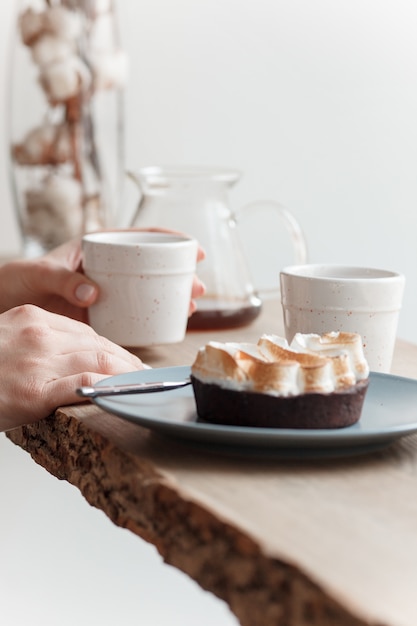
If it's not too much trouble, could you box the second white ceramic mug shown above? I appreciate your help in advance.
[280,264,406,372]
[82,231,198,347]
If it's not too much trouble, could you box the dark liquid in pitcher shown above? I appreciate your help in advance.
[187,296,262,330]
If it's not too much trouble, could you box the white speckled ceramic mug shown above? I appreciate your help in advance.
[82,231,198,347]
[280,264,405,372]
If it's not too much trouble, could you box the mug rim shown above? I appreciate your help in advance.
[82,230,197,248]
[280,264,405,282]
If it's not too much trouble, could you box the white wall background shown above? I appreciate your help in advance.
[0,1,416,624]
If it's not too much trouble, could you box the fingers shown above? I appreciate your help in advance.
[46,269,98,307]
[5,305,142,371]
[196,245,205,263]
[12,240,96,310]
[0,306,146,430]
[191,275,205,300]
[12,305,143,368]
[73,281,98,306]
[189,274,206,316]
[43,237,83,271]
[45,240,96,305]
[40,371,135,414]
[39,347,145,420]
[51,343,144,376]
[30,261,99,308]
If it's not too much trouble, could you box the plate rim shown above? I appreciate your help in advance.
[92,367,417,450]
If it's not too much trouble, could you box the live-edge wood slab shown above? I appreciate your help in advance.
[7,300,417,626]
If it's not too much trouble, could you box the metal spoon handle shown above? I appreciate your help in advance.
[77,378,191,399]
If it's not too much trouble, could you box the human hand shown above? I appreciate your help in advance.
[0,239,96,321]
[0,234,205,322]
[0,305,146,432]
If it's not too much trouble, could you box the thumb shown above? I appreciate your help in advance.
[72,276,99,306]
[35,264,99,307]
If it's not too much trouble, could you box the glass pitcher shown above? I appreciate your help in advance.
[127,166,307,330]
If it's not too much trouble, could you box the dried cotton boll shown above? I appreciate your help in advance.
[93,0,113,14]
[53,126,73,162]
[89,13,113,51]
[13,124,56,165]
[91,49,129,90]
[39,55,92,102]
[40,174,83,216]
[62,0,112,17]
[43,6,82,41]
[12,123,73,166]
[21,127,52,164]
[19,8,45,46]
[87,0,113,16]
[31,34,75,68]
[25,175,84,247]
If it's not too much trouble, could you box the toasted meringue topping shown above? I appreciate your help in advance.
[191,332,369,397]
[290,331,369,381]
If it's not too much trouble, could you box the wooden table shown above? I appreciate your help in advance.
[6,299,417,626]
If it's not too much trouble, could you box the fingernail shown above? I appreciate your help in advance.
[75,283,97,303]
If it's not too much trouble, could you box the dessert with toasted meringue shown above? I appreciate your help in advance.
[190,332,369,429]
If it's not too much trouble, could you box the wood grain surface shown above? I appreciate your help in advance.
[7,300,417,626]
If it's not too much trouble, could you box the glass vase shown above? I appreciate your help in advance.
[9,0,127,257]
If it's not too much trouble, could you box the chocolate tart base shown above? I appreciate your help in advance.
[191,377,369,429]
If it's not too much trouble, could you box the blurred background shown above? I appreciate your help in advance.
[1,1,416,624]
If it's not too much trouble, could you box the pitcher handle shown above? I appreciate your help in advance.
[126,170,146,226]
[234,200,308,295]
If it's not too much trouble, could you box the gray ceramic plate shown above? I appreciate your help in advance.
[92,367,417,459]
